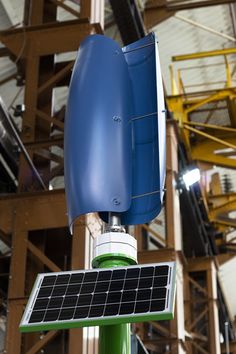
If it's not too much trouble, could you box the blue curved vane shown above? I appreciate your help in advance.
[65,33,166,230]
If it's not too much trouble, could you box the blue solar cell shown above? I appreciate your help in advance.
[20,263,176,332]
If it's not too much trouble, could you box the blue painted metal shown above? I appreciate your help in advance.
[65,35,133,230]
[117,33,166,225]
[65,33,166,230]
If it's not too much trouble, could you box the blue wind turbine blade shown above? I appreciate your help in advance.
[65,33,166,230]
[117,32,166,225]
[100,33,165,225]
[64,35,133,232]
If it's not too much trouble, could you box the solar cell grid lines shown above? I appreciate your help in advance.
[20,262,176,332]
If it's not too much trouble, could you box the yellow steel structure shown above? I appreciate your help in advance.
[167,47,236,248]
[172,47,236,61]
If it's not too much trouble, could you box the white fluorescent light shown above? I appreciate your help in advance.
[182,168,200,188]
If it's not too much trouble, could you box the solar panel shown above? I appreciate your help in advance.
[20,262,176,332]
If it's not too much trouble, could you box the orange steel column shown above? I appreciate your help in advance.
[207,261,221,354]
[166,121,186,354]
[188,258,221,354]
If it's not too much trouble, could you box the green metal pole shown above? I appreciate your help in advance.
[95,256,134,354]
[99,323,130,354]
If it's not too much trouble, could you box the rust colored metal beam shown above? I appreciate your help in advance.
[35,109,64,130]
[8,229,28,298]
[27,240,62,272]
[38,61,74,95]
[34,149,63,164]
[0,19,94,57]
[144,337,186,351]
[2,2,104,354]
[191,341,209,354]
[188,257,218,272]
[166,121,182,249]
[217,253,236,265]
[5,222,28,354]
[189,307,209,331]
[43,162,64,185]
[144,0,236,28]
[23,0,44,25]
[144,0,175,28]
[138,248,177,264]
[5,299,27,353]
[206,263,221,353]
[80,0,92,18]
[144,337,179,344]
[185,258,222,353]
[25,331,59,354]
[25,137,63,150]
[0,230,11,247]
[187,275,208,296]
[190,331,208,342]
[170,0,236,10]
[134,225,146,251]
[17,54,40,190]
[0,190,67,234]
[142,223,165,246]
[150,320,175,337]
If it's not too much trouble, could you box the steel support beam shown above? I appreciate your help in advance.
[25,331,60,354]
[144,0,175,28]
[0,19,97,57]
[5,224,28,353]
[187,258,221,354]
[191,141,236,169]
[0,1,103,353]
[1,189,87,354]
[134,124,186,353]
[0,189,67,234]
[0,2,102,192]
[173,48,236,62]
[166,121,183,250]
[144,0,236,28]
[166,122,186,354]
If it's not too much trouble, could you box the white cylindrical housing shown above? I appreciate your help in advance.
[93,232,137,263]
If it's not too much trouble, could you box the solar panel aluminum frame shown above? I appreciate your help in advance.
[20,262,176,333]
